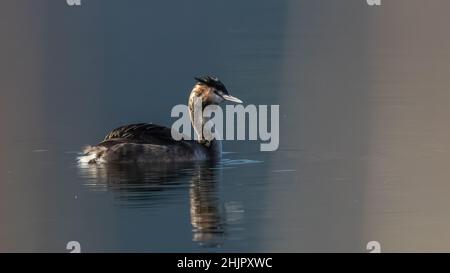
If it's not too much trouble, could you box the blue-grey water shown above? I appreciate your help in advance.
[1,0,450,252]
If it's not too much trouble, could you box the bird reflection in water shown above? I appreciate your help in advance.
[189,164,225,247]
[78,161,226,247]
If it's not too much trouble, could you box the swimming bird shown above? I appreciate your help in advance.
[79,76,243,164]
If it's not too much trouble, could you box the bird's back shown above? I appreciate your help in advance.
[79,123,219,164]
[102,123,180,145]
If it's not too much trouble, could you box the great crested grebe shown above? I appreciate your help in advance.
[79,76,243,164]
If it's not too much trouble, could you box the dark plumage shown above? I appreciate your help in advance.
[102,123,177,145]
[194,75,229,95]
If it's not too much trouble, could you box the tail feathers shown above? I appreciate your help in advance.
[77,146,107,164]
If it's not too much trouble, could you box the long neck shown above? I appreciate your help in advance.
[188,89,205,142]
[188,87,221,147]
[188,87,222,158]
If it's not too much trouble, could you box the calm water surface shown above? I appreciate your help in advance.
[1,0,450,252]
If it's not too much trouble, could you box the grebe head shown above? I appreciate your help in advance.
[188,76,242,149]
[192,75,243,106]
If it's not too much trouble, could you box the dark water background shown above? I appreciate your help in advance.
[1,0,450,252]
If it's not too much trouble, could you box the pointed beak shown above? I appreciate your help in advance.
[222,94,243,103]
